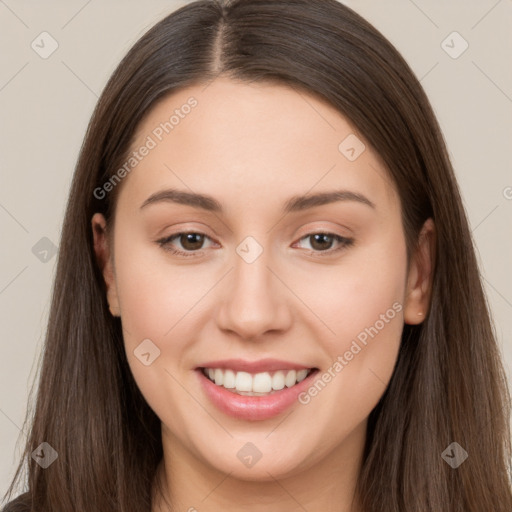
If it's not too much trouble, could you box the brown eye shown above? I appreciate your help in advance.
[177,233,205,251]
[308,233,336,251]
[156,231,214,257]
[295,232,354,256]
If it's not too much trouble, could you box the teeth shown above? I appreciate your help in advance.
[272,371,285,390]
[223,369,236,389]
[202,367,313,394]
[253,372,272,393]
[285,370,297,387]
[235,371,253,392]
[296,369,308,382]
[214,368,224,386]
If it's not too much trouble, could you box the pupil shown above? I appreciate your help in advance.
[182,233,203,250]
[311,234,332,251]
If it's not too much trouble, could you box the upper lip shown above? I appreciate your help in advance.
[196,358,314,373]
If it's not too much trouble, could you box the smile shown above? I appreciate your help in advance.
[195,359,319,421]
[201,367,313,395]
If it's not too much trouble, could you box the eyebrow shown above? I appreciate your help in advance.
[139,188,376,213]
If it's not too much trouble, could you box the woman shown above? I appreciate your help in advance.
[3,0,511,510]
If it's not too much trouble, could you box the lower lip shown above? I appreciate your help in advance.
[196,369,318,421]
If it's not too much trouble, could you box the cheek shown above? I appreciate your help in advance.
[113,233,209,348]
[297,232,407,352]
[296,232,407,426]
[112,236,204,428]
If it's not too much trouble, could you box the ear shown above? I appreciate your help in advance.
[403,218,436,325]
[91,213,121,317]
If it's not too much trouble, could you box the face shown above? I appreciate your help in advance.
[92,77,432,481]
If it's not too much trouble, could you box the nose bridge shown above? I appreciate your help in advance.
[215,236,291,339]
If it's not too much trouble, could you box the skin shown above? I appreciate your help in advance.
[92,77,435,512]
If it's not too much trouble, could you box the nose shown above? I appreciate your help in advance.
[215,245,293,341]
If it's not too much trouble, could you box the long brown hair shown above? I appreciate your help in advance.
[3,1,511,510]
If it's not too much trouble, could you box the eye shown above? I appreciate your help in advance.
[294,233,354,256]
[156,232,215,257]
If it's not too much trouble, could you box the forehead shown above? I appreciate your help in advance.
[117,77,398,217]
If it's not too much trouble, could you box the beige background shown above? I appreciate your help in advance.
[1,0,511,498]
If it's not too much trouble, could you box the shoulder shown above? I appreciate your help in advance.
[1,492,31,512]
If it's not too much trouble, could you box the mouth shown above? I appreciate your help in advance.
[195,359,319,421]
[200,367,316,396]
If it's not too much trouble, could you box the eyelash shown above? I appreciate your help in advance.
[156,231,354,258]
